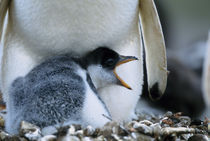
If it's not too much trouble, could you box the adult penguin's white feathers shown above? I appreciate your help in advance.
[0,0,167,121]
[202,32,210,107]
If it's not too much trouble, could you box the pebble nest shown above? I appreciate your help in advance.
[0,111,209,141]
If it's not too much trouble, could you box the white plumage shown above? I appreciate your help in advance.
[202,32,210,107]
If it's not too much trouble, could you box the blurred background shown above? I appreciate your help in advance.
[139,0,210,118]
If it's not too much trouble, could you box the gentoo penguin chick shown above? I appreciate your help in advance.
[6,47,138,134]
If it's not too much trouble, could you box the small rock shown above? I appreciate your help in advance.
[164,111,173,117]
[24,130,42,140]
[173,112,182,118]
[160,117,171,127]
[161,118,173,126]
[19,121,40,134]
[125,121,137,129]
[123,136,133,141]
[150,123,161,136]
[162,134,176,141]
[68,125,76,135]
[178,116,191,126]
[62,135,80,141]
[101,128,112,138]
[136,133,155,141]
[188,134,209,141]
[117,125,129,136]
[101,121,118,137]
[82,137,93,141]
[161,127,195,135]
[94,135,104,141]
[0,131,10,140]
[180,134,193,140]
[83,126,95,136]
[39,135,57,141]
[92,128,101,137]
[139,120,153,126]
[19,121,42,141]
[72,124,82,131]
[133,123,152,135]
[111,134,121,140]
[0,131,26,141]
[4,136,27,141]
[170,117,180,126]
[112,124,129,136]
[75,130,84,138]
[130,132,137,139]
[56,126,70,137]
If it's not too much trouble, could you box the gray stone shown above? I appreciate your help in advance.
[39,135,57,141]
[188,134,209,141]
[19,121,42,141]
[83,126,95,136]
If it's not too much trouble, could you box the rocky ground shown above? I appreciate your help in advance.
[0,110,209,141]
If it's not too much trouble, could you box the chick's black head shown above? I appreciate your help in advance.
[83,47,138,90]
[85,47,120,70]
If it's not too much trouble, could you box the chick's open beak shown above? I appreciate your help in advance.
[114,56,138,90]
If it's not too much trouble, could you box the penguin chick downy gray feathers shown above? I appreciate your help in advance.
[6,47,137,135]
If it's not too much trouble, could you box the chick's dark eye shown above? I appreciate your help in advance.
[104,58,115,67]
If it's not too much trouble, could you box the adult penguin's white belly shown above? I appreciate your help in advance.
[2,0,142,121]
[9,0,139,55]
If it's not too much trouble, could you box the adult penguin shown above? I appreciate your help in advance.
[0,0,167,121]
[202,32,210,108]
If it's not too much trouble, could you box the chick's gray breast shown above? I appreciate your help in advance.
[11,56,86,127]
